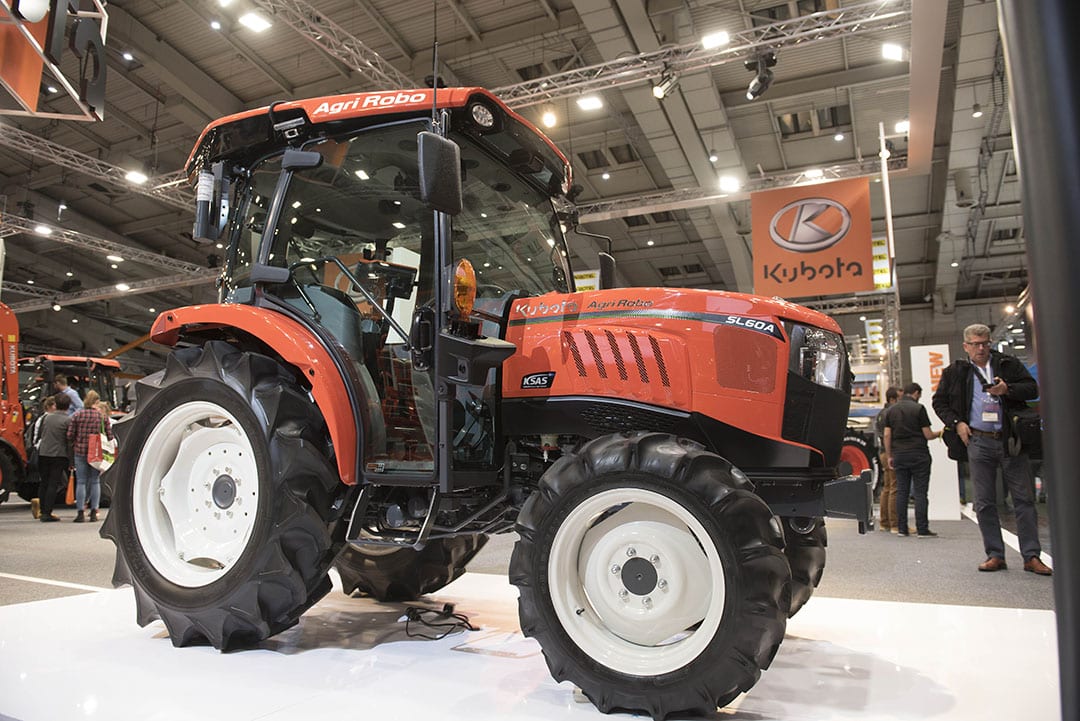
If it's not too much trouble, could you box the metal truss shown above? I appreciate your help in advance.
[578,156,907,222]
[0,121,192,210]
[493,0,910,108]
[0,0,109,122]
[3,270,219,313]
[0,216,204,274]
[251,0,414,89]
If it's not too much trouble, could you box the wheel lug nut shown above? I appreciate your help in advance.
[658,579,668,590]
[643,597,652,608]
[610,564,621,575]
[178,551,185,560]
[618,589,629,600]
[650,554,660,565]
[626,547,636,557]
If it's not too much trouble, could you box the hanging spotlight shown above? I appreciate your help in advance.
[52,301,62,312]
[971,103,983,119]
[708,149,719,163]
[744,52,777,101]
[652,72,679,100]
[541,107,557,128]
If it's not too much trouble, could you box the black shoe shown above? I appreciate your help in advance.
[74,511,85,523]
[40,515,61,522]
[917,530,938,538]
[897,530,910,537]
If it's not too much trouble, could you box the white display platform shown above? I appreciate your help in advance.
[0,572,1060,721]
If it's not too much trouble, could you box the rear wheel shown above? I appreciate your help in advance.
[511,432,790,720]
[782,517,827,617]
[336,535,488,601]
[100,341,340,650]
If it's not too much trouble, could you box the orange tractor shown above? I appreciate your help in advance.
[0,303,27,506]
[101,88,870,719]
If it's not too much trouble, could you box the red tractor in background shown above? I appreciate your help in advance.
[19,354,124,419]
[0,303,28,506]
[100,88,871,719]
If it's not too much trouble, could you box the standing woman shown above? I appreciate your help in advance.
[66,390,113,522]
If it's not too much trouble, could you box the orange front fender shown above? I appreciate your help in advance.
[151,305,357,485]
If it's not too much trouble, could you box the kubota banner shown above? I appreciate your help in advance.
[751,177,874,298]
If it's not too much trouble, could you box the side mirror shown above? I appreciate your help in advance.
[418,131,462,216]
[598,251,618,290]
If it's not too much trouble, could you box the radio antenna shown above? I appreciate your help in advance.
[431,0,438,126]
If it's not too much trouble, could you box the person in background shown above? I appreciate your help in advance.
[66,390,112,523]
[932,323,1051,575]
[36,394,72,522]
[884,383,940,538]
[875,386,901,533]
[53,374,83,416]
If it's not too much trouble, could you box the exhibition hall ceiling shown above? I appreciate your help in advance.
[0,0,1022,365]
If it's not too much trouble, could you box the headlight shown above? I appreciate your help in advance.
[790,325,844,389]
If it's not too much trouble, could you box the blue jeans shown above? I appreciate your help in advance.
[969,434,1040,560]
[893,448,931,534]
[74,454,101,511]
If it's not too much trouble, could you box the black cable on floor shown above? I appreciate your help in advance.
[403,603,478,640]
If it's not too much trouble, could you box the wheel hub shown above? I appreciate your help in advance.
[620,556,658,596]
[212,474,237,509]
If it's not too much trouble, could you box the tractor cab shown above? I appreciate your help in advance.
[187,90,574,491]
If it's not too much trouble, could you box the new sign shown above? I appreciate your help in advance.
[751,177,874,298]
[0,0,108,121]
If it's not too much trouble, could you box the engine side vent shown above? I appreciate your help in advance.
[564,330,587,377]
[626,332,649,383]
[583,330,608,379]
[604,330,629,380]
[581,404,680,434]
[648,335,671,387]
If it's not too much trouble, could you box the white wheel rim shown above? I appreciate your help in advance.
[132,401,260,587]
[548,487,726,676]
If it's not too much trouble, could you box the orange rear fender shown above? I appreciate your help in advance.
[151,305,357,485]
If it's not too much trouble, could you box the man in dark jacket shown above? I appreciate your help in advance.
[931,323,1051,575]
[883,383,939,537]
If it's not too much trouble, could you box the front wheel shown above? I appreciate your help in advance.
[782,517,827,617]
[100,342,341,650]
[510,432,790,720]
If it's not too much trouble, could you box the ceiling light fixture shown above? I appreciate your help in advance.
[106,254,124,262]
[46,85,58,94]
[881,43,905,61]
[122,51,135,62]
[601,172,611,180]
[895,119,910,134]
[34,224,52,235]
[652,71,679,100]
[26,279,34,285]
[116,283,131,291]
[1005,304,1015,313]
[804,168,824,179]
[355,169,370,180]
[210,19,222,30]
[541,108,557,128]
[52,301,62,312]
[646,240,655,246]
[576,95,603,111]
[718,175,741,193]
[702,30,730,49]
[834,132,844,141]
[971,103,983,119]
[71,318,79,324]
[238,12,272,32]
[950,261,959,268]
[744,51,777,101]
[708,149,719,163]
[125,169,148,184]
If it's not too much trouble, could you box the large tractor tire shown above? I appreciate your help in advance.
[782,517,827,617]
[100,341,341,650]
[336,534,488,601]
[510,432,790,720]
[840,431,879,491]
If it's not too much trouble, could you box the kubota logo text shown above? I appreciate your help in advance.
[312,92,429,116]
[769,198,851,252]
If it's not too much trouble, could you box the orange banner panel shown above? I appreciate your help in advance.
[751,177,874,298]
[0,12,49,112]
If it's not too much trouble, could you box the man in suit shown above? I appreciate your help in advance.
[932,323,1051,575]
